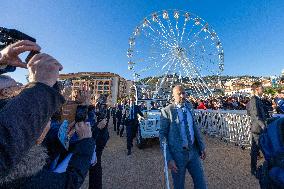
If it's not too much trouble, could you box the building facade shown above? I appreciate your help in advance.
[59,72,133,105]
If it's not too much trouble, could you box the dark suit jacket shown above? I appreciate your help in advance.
[116,109,122,120]
[127,105,143,121]
[247,96,269,134]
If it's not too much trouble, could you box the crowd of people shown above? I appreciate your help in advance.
[108,97,144,155]
[1,39,284,189]
[189,93,284,114]
[0,40,109,189]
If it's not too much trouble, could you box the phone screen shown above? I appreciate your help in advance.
[58,120,70,150]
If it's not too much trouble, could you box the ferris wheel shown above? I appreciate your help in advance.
[127,10,224,98]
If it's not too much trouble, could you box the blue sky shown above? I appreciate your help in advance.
[1,0,283,83]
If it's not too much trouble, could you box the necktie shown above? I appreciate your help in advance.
[131,106,134,119]
[182,108,188,126]
[182,107,192,144]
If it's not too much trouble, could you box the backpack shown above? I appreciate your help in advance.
[260,118,284,167]
[259,118,284,187]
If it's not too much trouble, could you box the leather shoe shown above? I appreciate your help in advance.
[127,150,131,156]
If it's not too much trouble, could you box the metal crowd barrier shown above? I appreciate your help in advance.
[194,109,251,148]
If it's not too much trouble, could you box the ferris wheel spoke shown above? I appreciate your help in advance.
[147,24,175,49]
[154,23,176,48]
[184,37,215,73]
[133,51,173,76]
[169,61,179,88]
[179,19,189,44]
[166,19,178,44]
[167,57,185,90]
[156,19,176,45]
[134,55,173,75]
[190,40,221,76]
[144,57,175,86]
[134,50,168,65]
[182,43,212,94]
[196,52,218,87]
[186,31,207,50]
[179,59,203,96]
[142,27,170,51]
[132,51,160,65]
[158,57,177,92]
[175,18,180,39]
[149,25,171,46]
[181,56,208,94]
[185,58,212,95]
[182,24,199,46]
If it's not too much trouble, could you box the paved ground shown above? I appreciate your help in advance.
[82,121,259,189]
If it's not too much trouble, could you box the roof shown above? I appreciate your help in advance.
[59,72,126,80]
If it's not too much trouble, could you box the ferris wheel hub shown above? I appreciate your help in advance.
[173,46,185,59]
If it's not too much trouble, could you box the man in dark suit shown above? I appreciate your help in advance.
[111,105,117,131]
[116,105,123,136]
[125,97,143,155]
[247,81,270,176]
[160,85,207,189]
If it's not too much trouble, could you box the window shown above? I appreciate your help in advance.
[104,86,110,90]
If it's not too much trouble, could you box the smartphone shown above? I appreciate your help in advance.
[75,105,88,123]
[58,120,70,150]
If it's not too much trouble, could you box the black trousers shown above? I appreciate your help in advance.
[89,149,103,189]
[120,123,125,137]
[251,133,260,172]
[113,117,117,131]
[126,119,138,150]
[117,119,122,134]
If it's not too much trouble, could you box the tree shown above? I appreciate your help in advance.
[264,87,277,96]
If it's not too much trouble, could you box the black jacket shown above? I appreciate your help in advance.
[247,96,269,134]
[116,109,122,121]
[125,105,143,121]
[0,82,65,177]
[91,106,109,152]
[111,108,116,118]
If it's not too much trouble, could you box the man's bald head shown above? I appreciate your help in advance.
[173,85,184,93]
[172,85,186,104]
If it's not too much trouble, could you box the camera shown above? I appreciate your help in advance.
[0,27,39,70]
